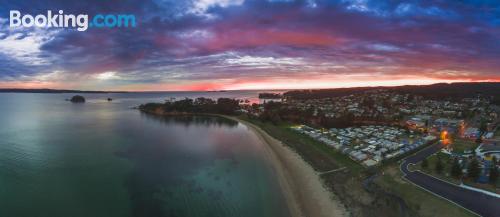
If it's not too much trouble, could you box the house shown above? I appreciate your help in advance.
[463,127,479,138]
[484,132,494,139]
[475,143,500,159]
[363,159,378,167]
[406,117,427,129]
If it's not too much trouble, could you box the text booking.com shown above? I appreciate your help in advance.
[10,10,136,31]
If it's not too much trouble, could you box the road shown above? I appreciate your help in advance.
[400,143,500,217]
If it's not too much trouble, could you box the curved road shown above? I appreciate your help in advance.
[400,143,500,217]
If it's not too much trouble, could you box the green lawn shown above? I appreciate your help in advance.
[419,152,461,184]
[450,139,476,154]
[239,115,482,217]
[419,152,499,193]
[240,116,363,173]
[376,166,476,217]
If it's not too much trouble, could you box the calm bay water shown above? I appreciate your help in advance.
[0,91,288,217]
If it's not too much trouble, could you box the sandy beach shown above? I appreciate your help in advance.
[229,117,347,217]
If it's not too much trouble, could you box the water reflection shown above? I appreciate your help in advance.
[0,93,288,217]
[119,115,242,217]
[140,113,239,128]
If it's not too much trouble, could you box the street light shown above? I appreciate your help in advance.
[441,130,450,145]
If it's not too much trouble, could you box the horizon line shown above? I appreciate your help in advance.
[1,81,499,93]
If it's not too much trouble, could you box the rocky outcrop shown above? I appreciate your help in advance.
[70,95,86,103]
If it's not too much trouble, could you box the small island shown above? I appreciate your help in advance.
[70,95,86,103]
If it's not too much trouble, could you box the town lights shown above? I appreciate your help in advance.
[440,130,448,140]
[440,130,451,145]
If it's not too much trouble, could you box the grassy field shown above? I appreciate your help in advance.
[419,152,500,193]
[240,116,363,173]
[239,115,477,217]
[418,152,461,184]
[450,139,477,154]
[375,166,475,217]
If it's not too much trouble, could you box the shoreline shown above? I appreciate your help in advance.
[139,110,347,216]
[226,116,347,217]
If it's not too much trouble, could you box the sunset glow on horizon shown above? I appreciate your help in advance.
[1,1,499,91]
[1,72,499,92]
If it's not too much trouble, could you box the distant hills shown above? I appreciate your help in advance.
[0,88,126,93]
[389,82,500,100]
[2,82,499,101]
[284,82,500,101]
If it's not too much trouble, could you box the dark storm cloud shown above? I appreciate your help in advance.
[0,0,499,89]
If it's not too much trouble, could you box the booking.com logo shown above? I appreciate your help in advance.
[9,10,136,31]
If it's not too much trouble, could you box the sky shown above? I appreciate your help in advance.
[0,0,499,91]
